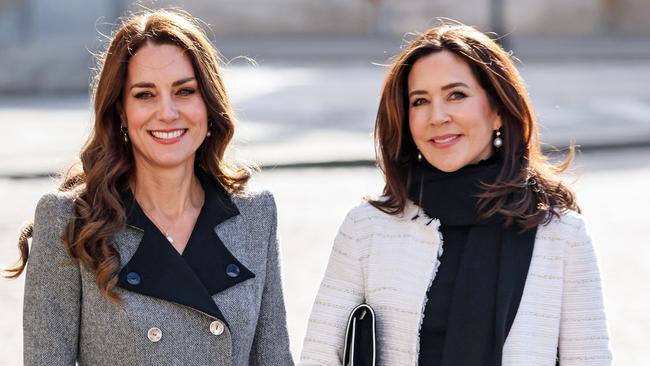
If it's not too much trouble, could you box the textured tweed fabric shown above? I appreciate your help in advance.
[300,200,612,366]
[23,190,294,366]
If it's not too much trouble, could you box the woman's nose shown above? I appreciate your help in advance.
[157,95,179,122]
[429,100,451,126]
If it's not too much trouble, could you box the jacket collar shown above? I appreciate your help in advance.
[115,172,255,322]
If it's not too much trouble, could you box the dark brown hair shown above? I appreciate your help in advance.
[3,9,251,301]
[370,23,578,229]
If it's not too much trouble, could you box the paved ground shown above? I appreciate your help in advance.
[1,147,649,365]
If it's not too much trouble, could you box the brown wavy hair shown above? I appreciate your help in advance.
[370,23,578,229]
[3,9,251,301]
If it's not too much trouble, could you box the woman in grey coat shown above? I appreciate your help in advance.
[3,9,293,366]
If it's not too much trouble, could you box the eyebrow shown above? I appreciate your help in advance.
[129,76,196,90]
[408,82,470,98]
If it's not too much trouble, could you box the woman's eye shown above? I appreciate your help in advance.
[134,91,154,99]
[411,98,428,107]
[177,88,196,96]
[449,91,467,100]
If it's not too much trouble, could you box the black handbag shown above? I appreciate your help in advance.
[342,303,376,366]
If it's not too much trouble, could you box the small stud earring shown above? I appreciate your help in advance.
[417,151,423,162]
[493,129,503,148]
[121,125,129,143]
[206,120,212,137]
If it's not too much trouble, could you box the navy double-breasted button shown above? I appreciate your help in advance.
[126,271,141,286]
[225,264,240,278]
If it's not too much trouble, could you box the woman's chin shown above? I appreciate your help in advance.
[425,158,464,173]
[135,153,196,171]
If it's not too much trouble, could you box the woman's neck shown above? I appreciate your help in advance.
[130,161,204,219]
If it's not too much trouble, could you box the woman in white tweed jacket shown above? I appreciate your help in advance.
[300,24,611,366]
[4,10,292,366]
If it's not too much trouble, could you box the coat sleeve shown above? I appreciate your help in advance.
[23,193,80,366]
[299,210,365,366]
[558,215,613,365]
[250,193,294,366]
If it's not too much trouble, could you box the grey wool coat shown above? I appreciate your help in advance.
[23,184,294,366]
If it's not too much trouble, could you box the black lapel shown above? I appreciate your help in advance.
[117,200,227,321]
[181,173,255,295]
[116,173,255,323]
[494,225,537,361]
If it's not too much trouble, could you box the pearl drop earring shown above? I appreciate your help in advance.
[493,129,503,148]
[121,125,129,143]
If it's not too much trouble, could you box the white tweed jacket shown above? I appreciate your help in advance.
[300,200,612,366]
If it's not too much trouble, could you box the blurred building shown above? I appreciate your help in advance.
[1,0,649,93]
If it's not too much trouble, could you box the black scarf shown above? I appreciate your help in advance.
[410,157,536,366]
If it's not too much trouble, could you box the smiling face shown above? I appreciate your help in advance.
[122,43,208,172]
[407,50,502,172]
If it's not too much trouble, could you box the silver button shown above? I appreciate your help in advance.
[147,327,162,342]
[209,320,225,336]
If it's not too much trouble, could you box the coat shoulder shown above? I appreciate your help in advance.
[34,191,77,223]
[229,188,278,236]
[231,187,276,214]
[339,199,422,240]
[534,209,593,259]
[345,199,404,222]
[539,209,587,237]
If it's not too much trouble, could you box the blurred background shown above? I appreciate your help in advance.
[1,0,649,364]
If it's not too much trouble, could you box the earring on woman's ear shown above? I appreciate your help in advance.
[206,120,212,137]
[121,125,129,143]
[417,151,423,162]
[493,128,503,148]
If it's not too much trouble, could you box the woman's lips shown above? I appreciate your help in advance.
[148,128,187,144]
[429,134,462,148]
